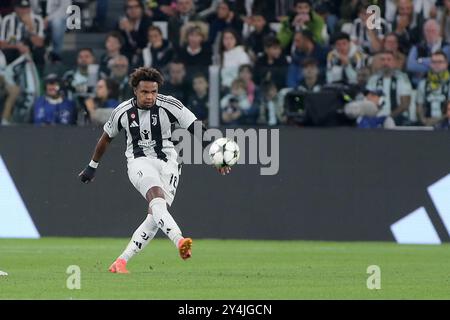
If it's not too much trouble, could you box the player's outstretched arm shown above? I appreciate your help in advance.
[79,132,113,184]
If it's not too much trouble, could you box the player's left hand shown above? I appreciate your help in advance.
[79,165,96,183]
[218,166,231,175]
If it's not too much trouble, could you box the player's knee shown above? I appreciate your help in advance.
[146,186,165,203]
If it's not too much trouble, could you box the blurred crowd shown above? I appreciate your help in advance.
[0,0,450,130]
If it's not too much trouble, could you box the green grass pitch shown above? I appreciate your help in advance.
[0,238,449,299]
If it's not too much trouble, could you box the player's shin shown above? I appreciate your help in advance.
[119,214,159,262]
[149,197,183,247]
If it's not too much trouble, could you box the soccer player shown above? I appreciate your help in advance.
[78,67,230,273]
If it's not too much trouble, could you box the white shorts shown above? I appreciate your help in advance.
[127,157,180,206]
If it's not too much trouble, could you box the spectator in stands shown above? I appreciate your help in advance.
[0,0,45,73]
[296,58,323,93]
[117,0,152,63]
[177,23,212,80]
[219,28,251,89]
[85,78,120,126]
[393,0,422,51]
[286,30,328,88]
[326,32,366,85]
[416,51,450,126]
[168,0,200,49]
[350,1,391,54]
[434,100,450,130]
[238,64,259,106]
[439,0,450,44]
[108,55,133,101]
[254,36,288,89]
[92,0,109,31]
[344,88,396,129]
[256,80,285,126]
[33,73,76,126]
[140,25,174,72]
[407,19,450,87]
[278,0,328,49]
[1,45,40,124]
[187,73,209,122]
[44,0,71,58]
[0,50,20,126]
[208,0,243,45]
[366,50,413,125]
[99,32,125,78]
[143,0,176,20]
[246,12,276,60]
[383,33,406,70]
[221,78,257,125]
[62,48,99,123]
[160,60,190,101]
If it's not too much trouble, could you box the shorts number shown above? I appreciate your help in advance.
[169,174,178,189]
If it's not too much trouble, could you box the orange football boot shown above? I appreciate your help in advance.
[177,238,193,260]
[108,258,129,273]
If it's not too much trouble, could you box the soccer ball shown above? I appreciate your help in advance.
[209,138,240,168]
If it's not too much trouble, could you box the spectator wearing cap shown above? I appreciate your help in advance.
[278,0,328,48]
[99,32,125,78]
[366,50,412,125]
[168,0,201,49]
[406,19,450,87]
[286,30,328,88]
[254,36,288,90]
[33,74,76,126]
[434,100,450,130]
[139,25,174,72]
[0,0,45,73]
[176,23,212,80]
[344,88,396,129]
[245,12,276,59]
[117,0,153,63]
[326,32,366,85]
[208,0,243,45]
[416,51,450,126]
[350,1,391,54]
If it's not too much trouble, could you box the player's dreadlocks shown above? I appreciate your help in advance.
[129,67,164,89]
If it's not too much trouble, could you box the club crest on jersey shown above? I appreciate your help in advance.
[152,114,158,126]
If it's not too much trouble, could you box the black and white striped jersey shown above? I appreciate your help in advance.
[0,12,44,43]
[104,94,197,162]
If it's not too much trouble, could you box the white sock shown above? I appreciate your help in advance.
[149,197,183,247]
[119,214,159,262]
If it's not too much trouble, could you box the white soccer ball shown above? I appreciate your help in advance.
[209,138,240,168]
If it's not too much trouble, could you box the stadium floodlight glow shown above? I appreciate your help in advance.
[0,156,40,238]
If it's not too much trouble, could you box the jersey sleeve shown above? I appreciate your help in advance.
[103,107,125,138]
[160,95,197,129]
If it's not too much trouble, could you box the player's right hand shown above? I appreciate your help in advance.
[79,165,96,184]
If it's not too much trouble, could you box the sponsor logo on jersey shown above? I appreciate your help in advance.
[138,140,156,148]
